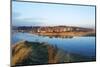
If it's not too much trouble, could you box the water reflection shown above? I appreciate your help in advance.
[12,33,96,58]
[38,35,73,38]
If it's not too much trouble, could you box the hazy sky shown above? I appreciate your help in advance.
[12,1,95,28]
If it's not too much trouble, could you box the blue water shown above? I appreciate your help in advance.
[12,33,96,58]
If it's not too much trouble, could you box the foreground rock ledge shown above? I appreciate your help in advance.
[11,41,95,66]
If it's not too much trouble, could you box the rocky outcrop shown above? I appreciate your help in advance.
[11,41,95,66]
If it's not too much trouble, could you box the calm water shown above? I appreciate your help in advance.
[12,33,96,58]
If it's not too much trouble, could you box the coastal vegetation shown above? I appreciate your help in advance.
[12,41,95,66]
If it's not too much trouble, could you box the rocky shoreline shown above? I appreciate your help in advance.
[11,41,95,66]
[32,31,95,37]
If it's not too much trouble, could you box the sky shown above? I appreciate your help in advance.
[12,1,96,28]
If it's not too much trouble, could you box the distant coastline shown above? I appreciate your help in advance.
[12,26,95,37]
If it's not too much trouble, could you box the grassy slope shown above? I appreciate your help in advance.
[12,41,95,66]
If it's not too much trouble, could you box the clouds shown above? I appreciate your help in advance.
[12,12,45,26]
[12,17,45,26]
[12,18,43,26]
